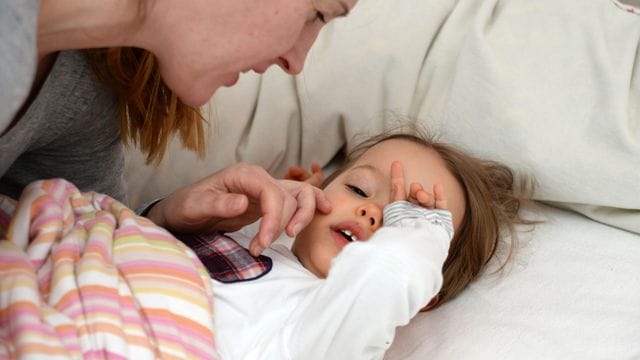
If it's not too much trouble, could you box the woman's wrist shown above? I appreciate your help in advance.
[136,197,165,225]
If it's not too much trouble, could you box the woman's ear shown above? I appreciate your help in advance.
[419,294,440,312]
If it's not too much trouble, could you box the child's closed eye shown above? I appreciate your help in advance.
[346,184,368,197]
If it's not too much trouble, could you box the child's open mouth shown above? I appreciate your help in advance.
[330,223,366,249]
[337,229,358,242]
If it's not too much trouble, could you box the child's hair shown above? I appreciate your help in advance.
[321,127,536,309]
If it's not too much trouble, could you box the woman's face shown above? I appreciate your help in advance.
[144,0,359,106]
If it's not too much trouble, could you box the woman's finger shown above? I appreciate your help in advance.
[282,181,332,237]
[252,183,295,256]
[312,186,332,214]
[218,164,288,255]
[285,186,316,237]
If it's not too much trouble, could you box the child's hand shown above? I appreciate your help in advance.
[389,161,448,211]
[283,162,325,187]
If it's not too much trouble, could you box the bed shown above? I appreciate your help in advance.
[124,0,640,358]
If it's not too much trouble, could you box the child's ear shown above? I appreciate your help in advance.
[419,294,440,312]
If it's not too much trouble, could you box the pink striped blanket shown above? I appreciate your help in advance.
[0,179,218,359]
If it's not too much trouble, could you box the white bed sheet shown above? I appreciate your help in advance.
[385,204,640,359]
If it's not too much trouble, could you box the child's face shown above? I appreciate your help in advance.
[291,138,466,278]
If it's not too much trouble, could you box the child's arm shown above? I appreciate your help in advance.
[284,162,453,359]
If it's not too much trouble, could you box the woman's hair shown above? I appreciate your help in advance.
[322,127,537,309]
[85,47,206,164]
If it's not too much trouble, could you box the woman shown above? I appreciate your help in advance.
[0,0,358,255]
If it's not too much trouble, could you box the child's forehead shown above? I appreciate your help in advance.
[351,140,447,187]
[355,139,438,174]
[363,137,429,155]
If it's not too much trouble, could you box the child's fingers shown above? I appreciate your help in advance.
[306,171,325,187]
[284,166,310,181]
[408,183,423,203]
[283,166,303,179]
[409,182,435,208]
[390,161,406,201]
[433,183,448,210]
[307,162,326,186]
[310,161,323,175]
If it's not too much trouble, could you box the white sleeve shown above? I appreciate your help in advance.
[284,201,453,360]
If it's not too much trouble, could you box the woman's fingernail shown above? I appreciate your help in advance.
[292,223,303,236]
[230,197,244,211]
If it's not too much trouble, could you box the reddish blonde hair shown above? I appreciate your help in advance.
[323,129,537,309]
[85,47,206,163]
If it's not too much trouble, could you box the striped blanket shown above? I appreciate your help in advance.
[0,179,218,359]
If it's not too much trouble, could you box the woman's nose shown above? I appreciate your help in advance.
[357,203,383,232]
[277,22,323,75]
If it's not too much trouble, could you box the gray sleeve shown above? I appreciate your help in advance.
[0,1,39,131]
[383,200,454,239]
[0,51,128,204]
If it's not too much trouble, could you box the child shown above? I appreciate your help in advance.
[177,131,531,360]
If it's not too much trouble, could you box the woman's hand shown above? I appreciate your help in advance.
[389,160,448,210]
[146,163,332,256]
[283,161,325,187]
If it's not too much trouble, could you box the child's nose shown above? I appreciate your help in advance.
[357,203,383,232]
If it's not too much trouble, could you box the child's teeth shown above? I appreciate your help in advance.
[344,230,358,241]
[343,230,358,242]
[339,229,358,242]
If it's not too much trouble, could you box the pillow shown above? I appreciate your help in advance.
[385,205,640,359]
[124,0,640,233]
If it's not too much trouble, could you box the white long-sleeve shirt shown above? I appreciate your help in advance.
[213,201,453,360]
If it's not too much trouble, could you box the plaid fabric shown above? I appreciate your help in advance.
[177,232,272,283]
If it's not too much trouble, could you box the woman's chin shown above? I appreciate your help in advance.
[178,87,217,107]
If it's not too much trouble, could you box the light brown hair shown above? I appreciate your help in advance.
[85,47,206,164]
[322,128,537,309]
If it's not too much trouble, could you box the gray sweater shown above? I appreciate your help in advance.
[1,1,127,203]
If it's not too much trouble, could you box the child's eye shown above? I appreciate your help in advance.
[347,185,368,197]
[315,11,326,24]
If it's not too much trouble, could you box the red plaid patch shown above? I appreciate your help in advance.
[177,232,272,283]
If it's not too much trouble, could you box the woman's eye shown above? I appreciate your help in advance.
[315,11,327,24]
[347,185,368,197]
